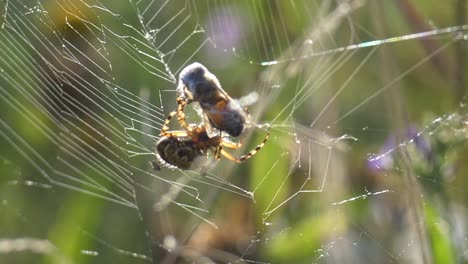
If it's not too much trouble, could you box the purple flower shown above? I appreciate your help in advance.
[203,6,246,67]
[367,125,431,173]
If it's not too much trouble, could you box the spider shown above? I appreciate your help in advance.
[176,62,249,137]
[154,101,270,170]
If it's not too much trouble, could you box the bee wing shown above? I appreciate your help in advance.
[237,91,259,107]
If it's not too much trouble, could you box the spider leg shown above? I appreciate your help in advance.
[160,97,193,136]
[220,149,242,163]
[176,96,192,132]
[236,125,271,162]
[219,125,271,163]
[160,109,179,136]
[163,130,189,138]
[221,140,242,149]
[214,145,223,160]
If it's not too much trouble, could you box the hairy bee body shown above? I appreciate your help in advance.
[177,62,246,137]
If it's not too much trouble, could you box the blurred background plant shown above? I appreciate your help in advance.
[0,0,466,263]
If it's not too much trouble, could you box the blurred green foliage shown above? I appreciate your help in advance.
[0,0,467,263]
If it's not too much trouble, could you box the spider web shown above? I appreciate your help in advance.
[0,0,467,263]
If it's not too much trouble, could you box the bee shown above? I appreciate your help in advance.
[154,102,270,170]
[176,62,248,137]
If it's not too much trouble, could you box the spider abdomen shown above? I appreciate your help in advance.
[156,136,203,170]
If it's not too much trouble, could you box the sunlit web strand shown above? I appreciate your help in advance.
[333,38,456,124]
[260,25,468,66]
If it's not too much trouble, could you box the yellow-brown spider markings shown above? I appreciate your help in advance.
[176,62,249,138]
[154,102,270,170]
